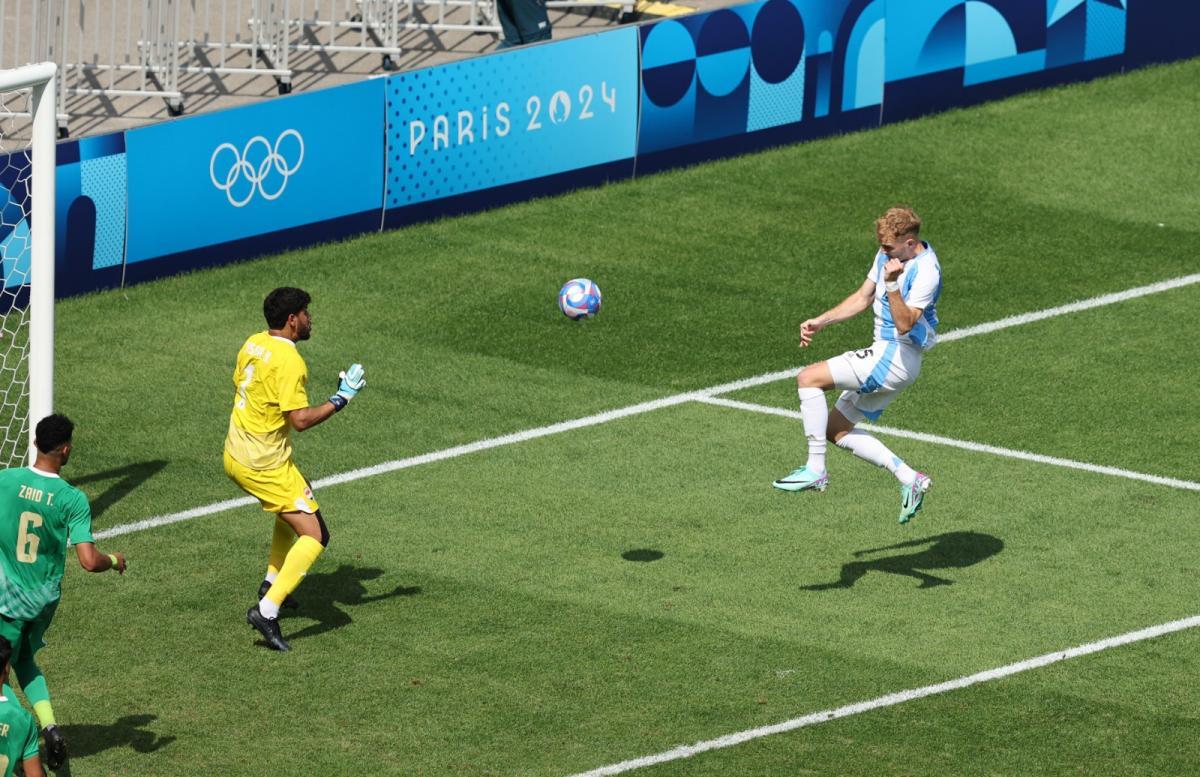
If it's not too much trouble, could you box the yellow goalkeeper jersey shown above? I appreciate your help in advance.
[224,332,310,470]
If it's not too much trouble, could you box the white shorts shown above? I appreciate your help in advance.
[826,341,923,423]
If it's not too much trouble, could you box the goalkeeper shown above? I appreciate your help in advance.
[224,287,366,652]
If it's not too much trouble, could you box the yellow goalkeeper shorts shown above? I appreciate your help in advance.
[224,451,319,515]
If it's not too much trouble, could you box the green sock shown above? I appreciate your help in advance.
[16,657,55,728]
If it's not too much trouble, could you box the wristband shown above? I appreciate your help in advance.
[884,281,900,293]
[329,394,348,411]
[107,554,119,570]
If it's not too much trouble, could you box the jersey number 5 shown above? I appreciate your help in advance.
[17,511,42,563]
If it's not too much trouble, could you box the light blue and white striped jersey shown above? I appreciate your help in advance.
[868,241,942,350]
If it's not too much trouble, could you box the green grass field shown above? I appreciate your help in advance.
[24,56,1200,775]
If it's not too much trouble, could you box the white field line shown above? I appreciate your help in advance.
[567,614,1200,777]
[93,392,706,540]
[94,272,1200,540]
[938,273,1200,343]
[697,396,1200,492]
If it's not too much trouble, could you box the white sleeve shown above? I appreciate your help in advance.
[905,261,941,310]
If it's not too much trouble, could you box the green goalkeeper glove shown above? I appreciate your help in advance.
[329,363,366,411]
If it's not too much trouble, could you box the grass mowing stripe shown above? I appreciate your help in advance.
[696,396,1200,492]
[94,271,1199,541]
[567,614,1200,777]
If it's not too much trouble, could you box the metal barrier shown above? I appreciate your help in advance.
[0,0,183,133]
[61,0,184,117]
[0,0,628,136]
[182,0,292,92]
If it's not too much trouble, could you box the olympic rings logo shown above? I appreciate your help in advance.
[209,129,305,208]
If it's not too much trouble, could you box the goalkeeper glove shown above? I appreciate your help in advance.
[329,363,366,411]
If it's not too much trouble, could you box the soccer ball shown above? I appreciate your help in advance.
[558,278,602,320]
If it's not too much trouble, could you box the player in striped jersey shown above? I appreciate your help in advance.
[773,207,942,523]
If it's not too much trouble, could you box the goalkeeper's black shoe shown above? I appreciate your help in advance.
[246,606,290,652]
[42,724,67,770]
[257,580,299,610]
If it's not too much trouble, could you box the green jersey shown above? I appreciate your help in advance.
[0,467,94,620]
[0,692,39,776]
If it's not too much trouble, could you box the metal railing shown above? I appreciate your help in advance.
[0,0,628,135]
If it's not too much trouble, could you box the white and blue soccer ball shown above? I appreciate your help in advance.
[558,278,602,320]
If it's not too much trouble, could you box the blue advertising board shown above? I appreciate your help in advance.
[635,0,1162,167]
[636,0,882,172]
[55,132,128,297]
[125,78,384,268]
[383,28,638,226]
[880,0,1130,122]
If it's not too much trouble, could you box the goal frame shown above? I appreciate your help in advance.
[0,62,57,465]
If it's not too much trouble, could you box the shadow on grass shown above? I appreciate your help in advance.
[280,564,421,643]
[801,531,1004,590]
[73,460,169,518]
[58,714,175,760]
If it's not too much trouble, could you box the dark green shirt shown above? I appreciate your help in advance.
[0,467,94,620]
[0,693,39,776]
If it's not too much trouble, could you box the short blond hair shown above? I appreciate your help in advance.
[875,207,922,243]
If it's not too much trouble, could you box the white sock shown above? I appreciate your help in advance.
[836,430,917,485]
[798,387,828,472]
[258,597,280,620]
[894,462,918,486]
[264,571,277,584]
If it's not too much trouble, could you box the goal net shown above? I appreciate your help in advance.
[0,63,57,468]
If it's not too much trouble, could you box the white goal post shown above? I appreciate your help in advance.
[0,62,56,467]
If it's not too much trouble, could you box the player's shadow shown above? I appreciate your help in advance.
[280,564,421,643]
[801,531,1004,590]
[72,460,169,518]
[58,714,175,760]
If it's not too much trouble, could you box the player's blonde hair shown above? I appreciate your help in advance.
[875,207,922,243]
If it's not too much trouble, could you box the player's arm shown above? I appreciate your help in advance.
[287,363,367,432]
[74,542,126,574]
[21,757,46,777]
[884,293,924,334]
[880,258,925,334]
[286,402,338,432]
[799,279,875,347]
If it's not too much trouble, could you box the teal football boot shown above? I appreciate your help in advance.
[772,466,829,492]
[898,473,932,524]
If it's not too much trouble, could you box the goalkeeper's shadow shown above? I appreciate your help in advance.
[72,459,169,518]
[280,563,421,643]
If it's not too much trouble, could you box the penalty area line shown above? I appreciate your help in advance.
[566,614,1200,777]
[696,396,1200,492]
